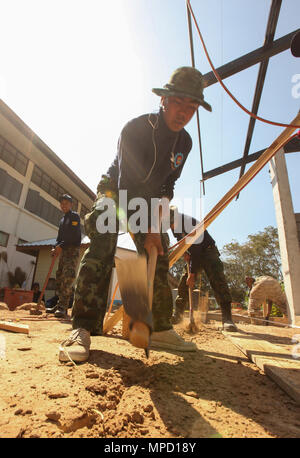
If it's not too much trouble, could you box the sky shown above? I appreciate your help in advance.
[0,0,299,250]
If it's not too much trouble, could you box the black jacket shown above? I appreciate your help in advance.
[99,110,192,205]
[171,213,215,274]
[55,211,81,248]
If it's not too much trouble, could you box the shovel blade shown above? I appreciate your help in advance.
[115,254,150,323]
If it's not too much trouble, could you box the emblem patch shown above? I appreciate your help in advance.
[171,152,184,170]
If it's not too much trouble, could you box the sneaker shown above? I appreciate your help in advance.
[222,320,238,332]
[54,307,68,319]
[150,329,197,352]
[45,305,58,314]
[171,312,184,325]
[59,328,91,363]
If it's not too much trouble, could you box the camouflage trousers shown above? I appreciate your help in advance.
[248,276,288,317]
[71,193,173,334]
[56,247,80,310]
[175,245,232,318]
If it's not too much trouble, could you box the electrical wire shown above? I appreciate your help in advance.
[186,0,300,129]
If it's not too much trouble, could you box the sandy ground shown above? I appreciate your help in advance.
[0,308,300,439]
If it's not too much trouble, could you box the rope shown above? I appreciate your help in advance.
[186,0,300,129]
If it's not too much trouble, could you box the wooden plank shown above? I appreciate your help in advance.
[102,306,123,334]
[224,332,300,404]
[0,320,29,334]
[169,112,300,267]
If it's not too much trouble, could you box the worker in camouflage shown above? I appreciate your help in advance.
[50,194,81,318]
[246,276,288,323]
[55,246,80,312]
[72,191,173,335]
[59,66,213,362]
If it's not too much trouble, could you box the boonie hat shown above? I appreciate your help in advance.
[152,66,212,112]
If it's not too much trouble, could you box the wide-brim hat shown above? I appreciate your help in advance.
[152,66,212,112]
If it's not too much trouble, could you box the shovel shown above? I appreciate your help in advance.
[186,263,199,334]
[115,246,158,355]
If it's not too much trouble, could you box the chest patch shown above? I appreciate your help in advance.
[171,152,184,170]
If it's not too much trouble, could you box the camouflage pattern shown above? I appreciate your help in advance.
[175,245,232,317]
[152,66,212,112]
[71,191,173,335]
[248,276,288,317]
[56,246,80,310]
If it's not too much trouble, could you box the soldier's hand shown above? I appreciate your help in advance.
[144,232,164,257]
[186,273,195,289]
[184,252,191,263]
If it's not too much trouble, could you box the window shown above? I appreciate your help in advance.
[17,238,28,245]
[0,135,28,176]
[0,231,9,247]
[31,165,78,210]
[0,168,23,204]
[31,165,42,187]
[25,188,62,227]
[41,173,51,194]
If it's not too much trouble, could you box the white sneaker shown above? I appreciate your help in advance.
[59,328,91,363]
[150,329,197,352]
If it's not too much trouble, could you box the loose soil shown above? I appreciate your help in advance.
[0,308,300,438]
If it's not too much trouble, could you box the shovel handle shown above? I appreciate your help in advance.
[186,262,194,322]
[147,246,158,311]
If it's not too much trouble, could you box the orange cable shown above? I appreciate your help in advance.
[187,0,300,129]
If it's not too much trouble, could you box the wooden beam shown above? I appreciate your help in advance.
[0,320,29,334]
[224,332,300,404]
[169,112,300,267]
[202,30,298,88]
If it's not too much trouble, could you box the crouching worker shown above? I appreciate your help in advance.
[245,276,288,324]
[58,66,213,362]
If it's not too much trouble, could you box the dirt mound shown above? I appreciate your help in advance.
[0,309,300,438]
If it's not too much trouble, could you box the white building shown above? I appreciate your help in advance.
[0,99,95,290]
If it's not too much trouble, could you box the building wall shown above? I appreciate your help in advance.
[296,213,300,245]
[0,102,95,290]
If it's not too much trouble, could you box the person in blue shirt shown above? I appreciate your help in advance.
[51,194,81,318]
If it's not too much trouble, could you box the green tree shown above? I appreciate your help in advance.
[221,226,282,303]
